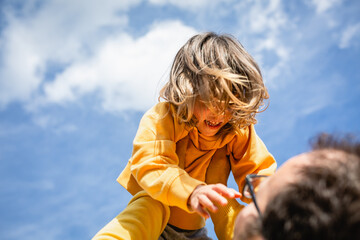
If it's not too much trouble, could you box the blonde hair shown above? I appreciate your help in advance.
[159,32,269,130]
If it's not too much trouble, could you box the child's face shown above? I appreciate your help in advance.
[193,101,232,137]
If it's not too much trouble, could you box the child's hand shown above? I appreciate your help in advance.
[188,184,241,219]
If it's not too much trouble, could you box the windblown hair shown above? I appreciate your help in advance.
[262,133,360,240]
[159,32,268,130]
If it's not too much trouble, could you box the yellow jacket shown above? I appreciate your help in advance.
[118,102,276,231]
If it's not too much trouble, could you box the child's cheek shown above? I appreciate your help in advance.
[224,111,232,123]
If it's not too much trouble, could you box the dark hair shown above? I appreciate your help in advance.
[261,133,360,240]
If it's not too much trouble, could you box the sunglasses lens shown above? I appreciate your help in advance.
[251,177,263,192]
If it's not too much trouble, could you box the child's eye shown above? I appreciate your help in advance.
[228,103,235,111]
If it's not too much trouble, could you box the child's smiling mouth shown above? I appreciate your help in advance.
[205,120,222,128]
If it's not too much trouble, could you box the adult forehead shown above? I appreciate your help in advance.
[252,153,311,206]
[276,149,348,177]
[276,152,313,176]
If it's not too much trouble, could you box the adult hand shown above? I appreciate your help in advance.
[188,184,241,219]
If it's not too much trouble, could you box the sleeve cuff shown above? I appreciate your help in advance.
[167,173,205,213]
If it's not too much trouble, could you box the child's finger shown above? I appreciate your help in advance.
[198,195,218,213]
[194,203,210,219]
[230,188,242,198]
[206,189,229,206]
[213,184,241,198]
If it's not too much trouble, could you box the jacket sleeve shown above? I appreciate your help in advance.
[228,125,277,203]
[129,103,204,212]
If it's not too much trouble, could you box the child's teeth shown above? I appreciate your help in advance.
[207,120,219,126]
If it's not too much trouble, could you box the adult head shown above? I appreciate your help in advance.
[234,133,360,240]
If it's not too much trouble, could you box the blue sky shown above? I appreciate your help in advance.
[0,0,359,239]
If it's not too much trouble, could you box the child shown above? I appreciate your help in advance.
[93,32,276,240]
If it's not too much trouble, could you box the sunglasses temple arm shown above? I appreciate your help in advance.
[249,186,263,219]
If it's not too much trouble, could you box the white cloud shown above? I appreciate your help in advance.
[339,23,360,49]
[228,0,358,143]
[0,0,198,113]
[0,0,139,108]
[309,0,343,14]
[148,0,233,10]
[0,15,43,108]
[32,114,78,134]
[39,21,197,112]
[246,0,287,33]
[234,0,290,86]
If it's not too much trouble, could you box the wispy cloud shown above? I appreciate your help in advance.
[339,22,360,49]
[0,0,138,108]
[38,21,196,112]
[231,0,291,87]
[309,0,343,14]
[148,0,233,10]
[0,0,197,113]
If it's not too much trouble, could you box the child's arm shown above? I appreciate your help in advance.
[128,103,204,212]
